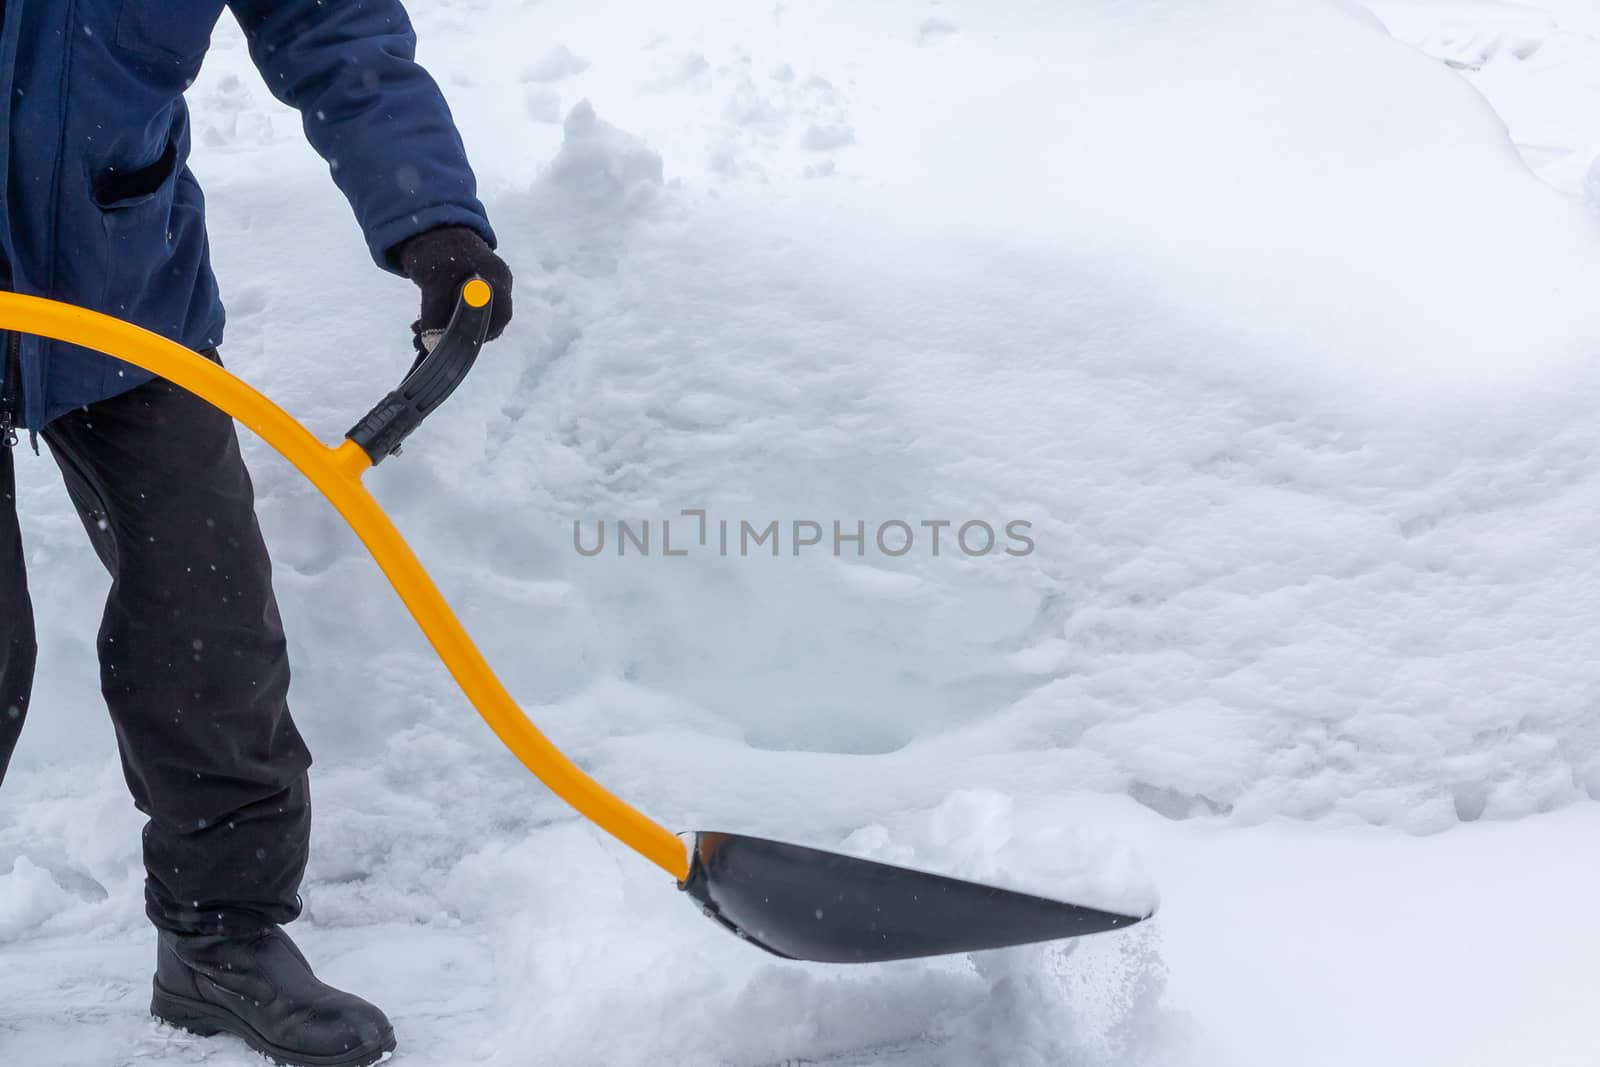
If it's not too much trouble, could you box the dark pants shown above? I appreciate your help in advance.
[0,370,311,935]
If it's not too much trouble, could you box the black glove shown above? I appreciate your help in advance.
[396,226,514,359]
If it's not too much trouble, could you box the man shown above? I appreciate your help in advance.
[0,2,513,1064]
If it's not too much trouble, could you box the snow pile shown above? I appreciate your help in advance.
[407,0,1600,831]
[0,857,67,941]
[6,0,1600,1063]
[1370,0,1600,196]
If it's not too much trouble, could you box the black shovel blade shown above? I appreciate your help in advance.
[681,831,1149,964]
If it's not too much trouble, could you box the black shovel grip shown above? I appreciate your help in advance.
[346,277,495,464]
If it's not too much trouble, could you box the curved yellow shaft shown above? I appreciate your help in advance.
[0,291,691,882]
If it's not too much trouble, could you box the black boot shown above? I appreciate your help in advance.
[151,926,397,1067]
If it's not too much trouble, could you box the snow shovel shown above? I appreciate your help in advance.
[0,283,1150,962]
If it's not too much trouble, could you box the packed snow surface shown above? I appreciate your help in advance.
[6,0,1600,1063]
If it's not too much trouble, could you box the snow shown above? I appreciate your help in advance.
[6,0,1600,1063]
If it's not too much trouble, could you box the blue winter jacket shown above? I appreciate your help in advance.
[0,0,496,431]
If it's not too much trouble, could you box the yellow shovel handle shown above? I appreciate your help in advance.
[0,291,691,882]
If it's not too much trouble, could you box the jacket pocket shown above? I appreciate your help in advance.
[92,131,180,211]
[116,1,226,62]
[92,135,183,321]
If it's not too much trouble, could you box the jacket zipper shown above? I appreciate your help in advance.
[0,332,20,448]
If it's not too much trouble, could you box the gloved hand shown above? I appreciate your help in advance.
[396,226,514,358]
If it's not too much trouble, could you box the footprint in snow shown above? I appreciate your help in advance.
[725,80,783,128]
[801,123,854,152]
[675,51,710,83]
[1392,8,1554,72]
[641,51,710,93]
[523,44,589,83]
[1431,28,1544,70]
[918,18,958,46]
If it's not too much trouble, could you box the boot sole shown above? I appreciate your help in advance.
[152,983,397,1067]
